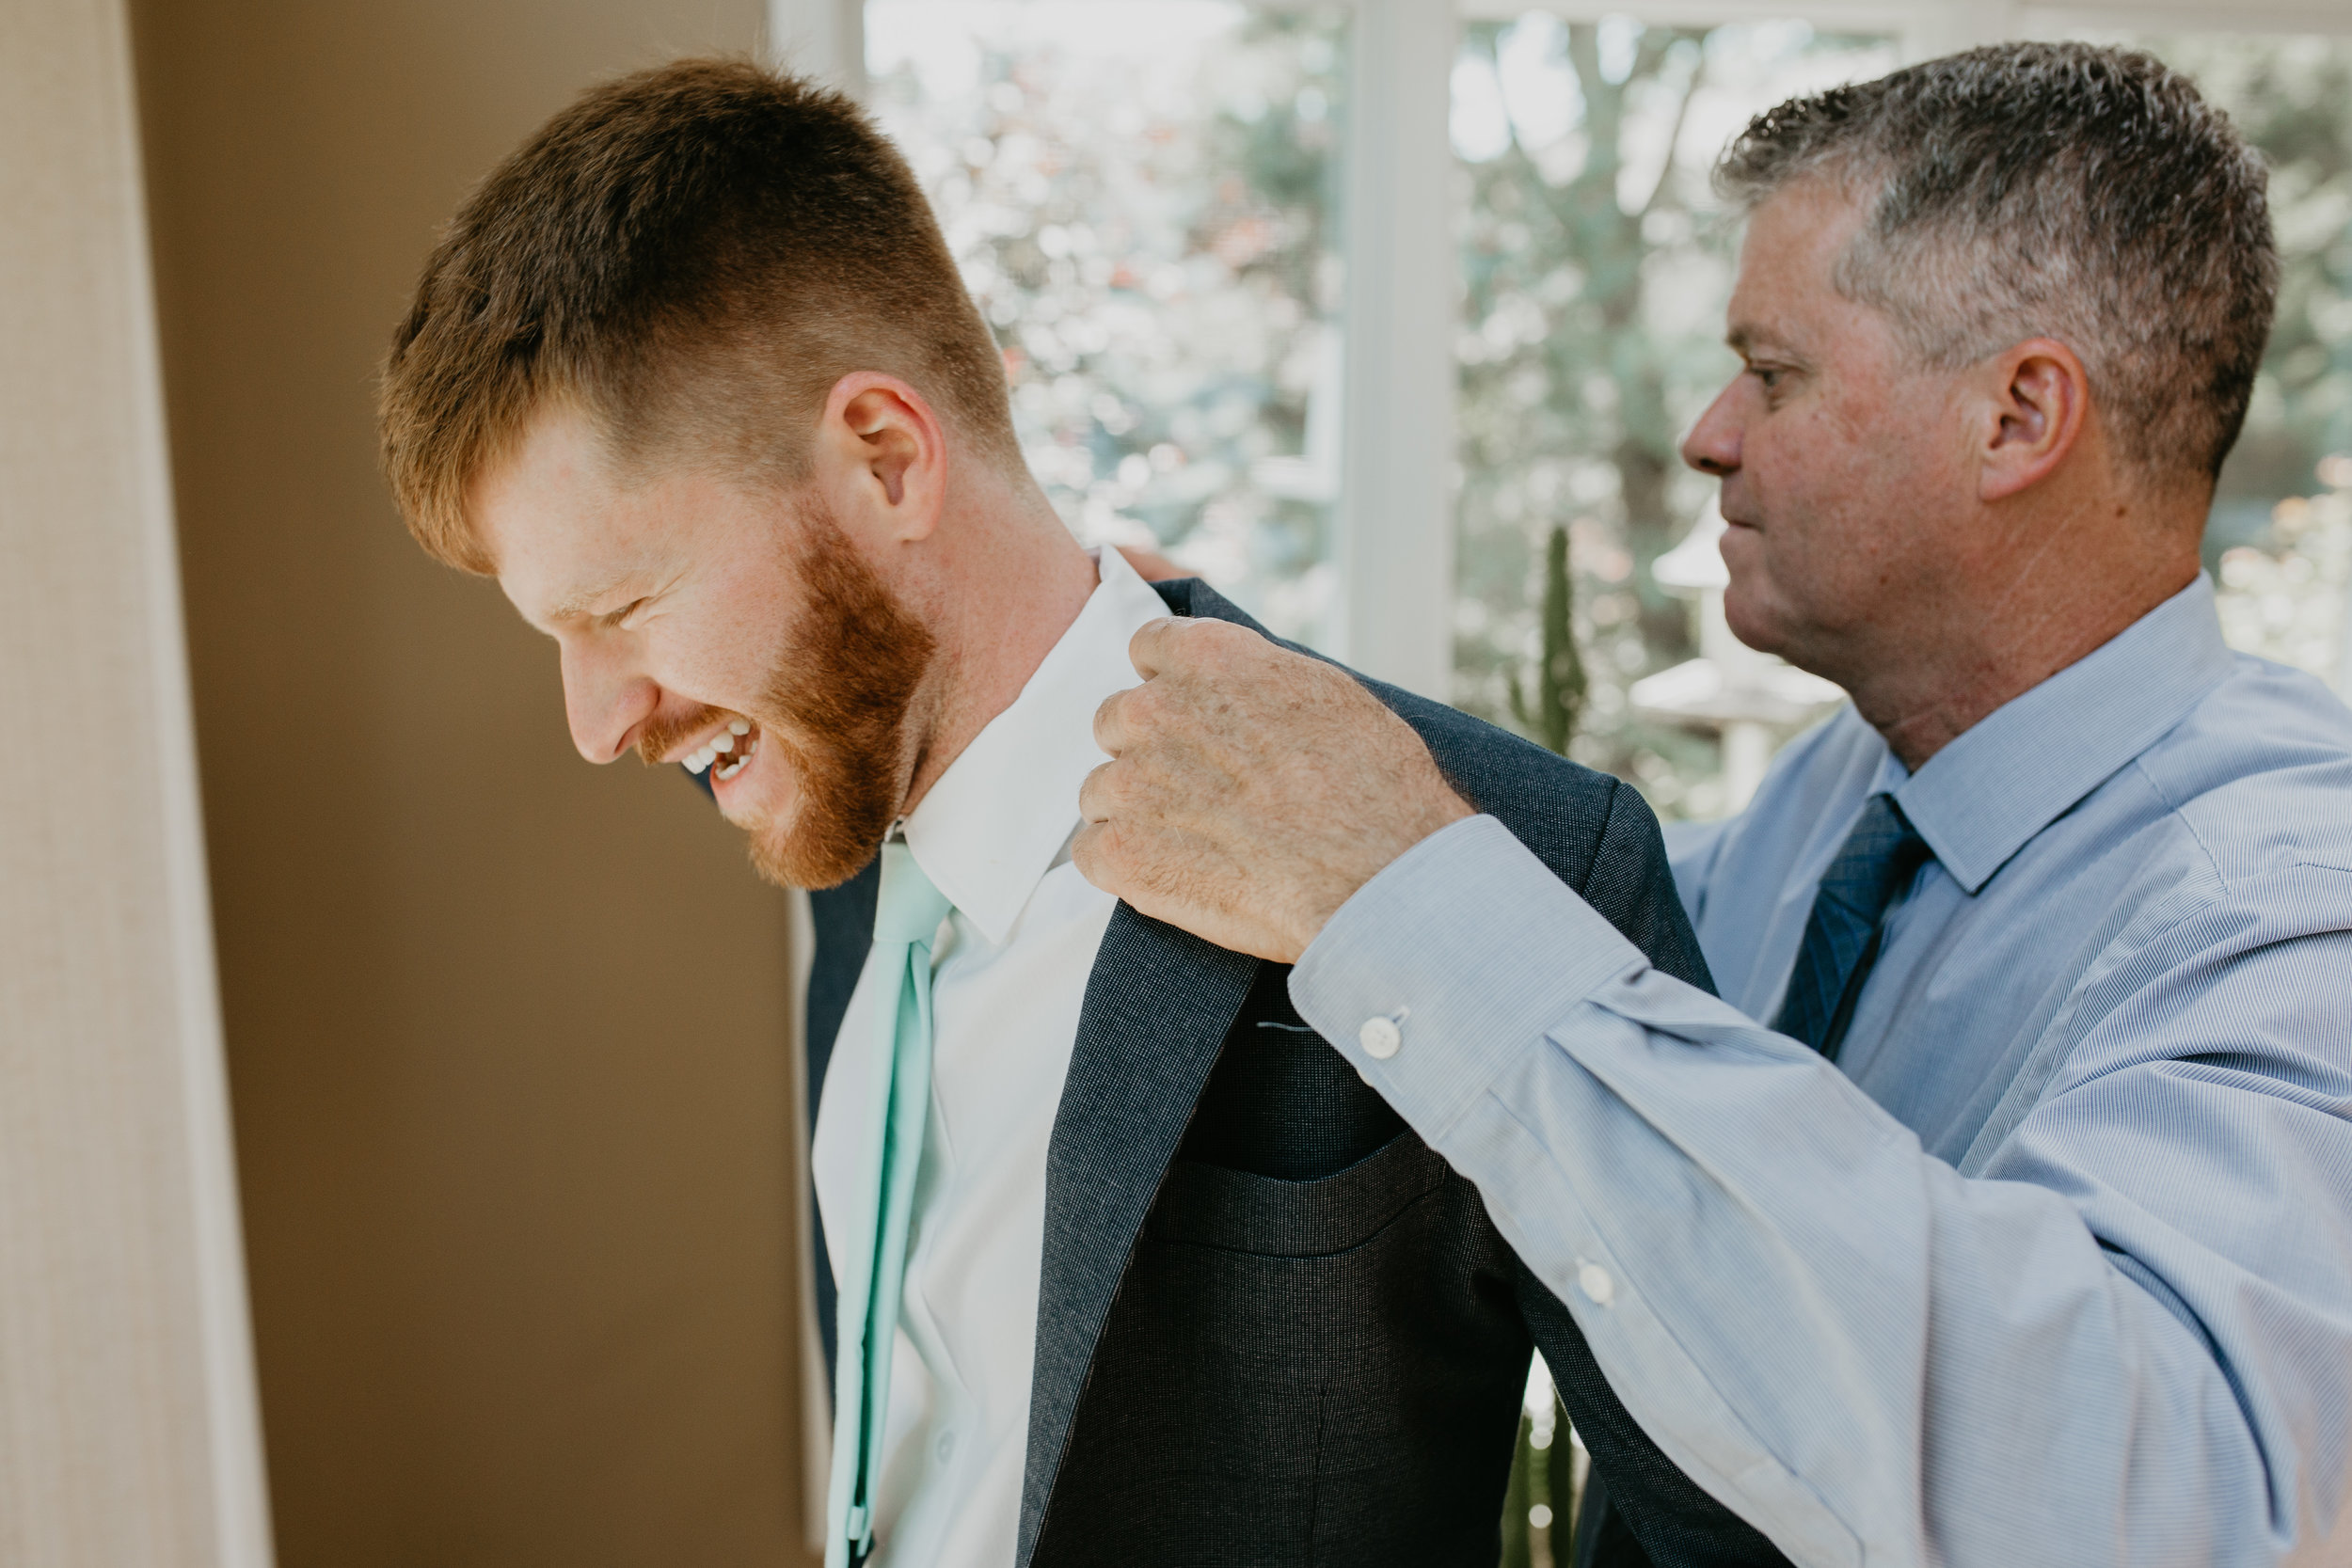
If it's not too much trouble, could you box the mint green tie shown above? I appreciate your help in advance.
[826,840,953,1567]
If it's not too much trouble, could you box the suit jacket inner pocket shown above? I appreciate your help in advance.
[1147,1133,1448,1258]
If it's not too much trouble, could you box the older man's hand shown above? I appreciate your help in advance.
[1073,618,1475,963]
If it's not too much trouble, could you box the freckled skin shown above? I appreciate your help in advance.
[1690,185,1978,710]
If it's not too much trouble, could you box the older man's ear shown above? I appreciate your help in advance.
[1977,337,2092,504]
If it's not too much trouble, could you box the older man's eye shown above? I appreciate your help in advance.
[603,598,648,630]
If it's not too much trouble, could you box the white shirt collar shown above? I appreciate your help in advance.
[902,545,1171,945]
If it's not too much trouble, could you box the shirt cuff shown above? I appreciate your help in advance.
[1288,814,1648,1135]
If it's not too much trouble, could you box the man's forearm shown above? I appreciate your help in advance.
[1289,816,2346,1567]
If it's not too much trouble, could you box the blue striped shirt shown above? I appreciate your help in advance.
[1290,577,2352,1565]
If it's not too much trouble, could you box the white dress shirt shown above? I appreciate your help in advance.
[811,545,1169,1568]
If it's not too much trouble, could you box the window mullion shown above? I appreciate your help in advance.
[1337,0,1459,696]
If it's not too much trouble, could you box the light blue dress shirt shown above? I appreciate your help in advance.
[1289,577,2352,1567]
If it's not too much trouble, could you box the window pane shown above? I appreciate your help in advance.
[1454,22,2352,820]
[1452,18,1898,821]
[867,0,1350,647]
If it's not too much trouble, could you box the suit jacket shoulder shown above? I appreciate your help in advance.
[1153,577,1712,992]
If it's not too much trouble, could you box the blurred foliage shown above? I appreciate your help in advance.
[1451,21,1898,819]
[2171,34,2352,697]
[1509,525,1586,754]
[868,0,1350,645]
[2144,35,2352,575]
[1499,1392,1578,1568]
[2215,471,2352,686]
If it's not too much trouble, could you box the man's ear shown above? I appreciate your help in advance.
[817,372,948,543]
[1977,337,2090,503]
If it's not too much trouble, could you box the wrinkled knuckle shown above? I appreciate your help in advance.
[1167,618,1220,662]
[1122,680,1167,731]
[1076,759,1112,816]
[1092,689,1130,748]
[1094,761,1135,815]
[1200,620,1253,664]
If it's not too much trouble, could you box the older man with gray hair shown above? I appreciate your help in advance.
[1077,42,2352,1567]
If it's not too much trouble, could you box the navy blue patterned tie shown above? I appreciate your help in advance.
[1772,793,1932,1061]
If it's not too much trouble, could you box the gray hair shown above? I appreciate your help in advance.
[1715,41,2277,483]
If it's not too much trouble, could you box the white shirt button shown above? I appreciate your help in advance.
[1577,1260,1615,1307]
[1359,1015,1403,1059]
[934,1429,957,1465]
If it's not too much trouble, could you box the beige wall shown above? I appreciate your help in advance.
[128,4,817,1563]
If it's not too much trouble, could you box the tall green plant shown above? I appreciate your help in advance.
[1509,524,1587,756]
[1498,1393,1578,1568]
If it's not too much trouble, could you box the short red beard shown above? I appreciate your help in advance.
[642,499,935,890]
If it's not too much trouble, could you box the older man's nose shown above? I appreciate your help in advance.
[1681,385,1743,477]
[559,641,660,764]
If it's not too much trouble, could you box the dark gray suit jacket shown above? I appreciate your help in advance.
[797,579,1789,1568]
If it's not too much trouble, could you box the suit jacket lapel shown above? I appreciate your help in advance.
[1017,903,1257,1567]
[1014,578,1257,1567]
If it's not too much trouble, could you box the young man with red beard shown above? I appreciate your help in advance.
[379,60,1776,1568]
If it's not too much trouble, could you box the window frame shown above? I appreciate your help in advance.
[770,0,2352,702]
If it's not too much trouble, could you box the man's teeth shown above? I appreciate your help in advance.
[684,720,758,778]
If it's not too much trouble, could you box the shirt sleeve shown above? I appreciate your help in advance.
[1290,814,2352,1568]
